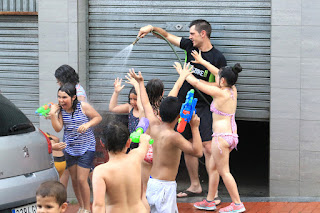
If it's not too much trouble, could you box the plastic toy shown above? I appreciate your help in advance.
[177,89,197,133]
[35,102,54,117]
[130,117,154,144]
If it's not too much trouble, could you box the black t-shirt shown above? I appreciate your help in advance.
[179,37,227,105]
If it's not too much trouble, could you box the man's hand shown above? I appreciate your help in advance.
[191,50,205,65]
[113,77,125,93]
[138,25,153,38]
[189,112,200,128]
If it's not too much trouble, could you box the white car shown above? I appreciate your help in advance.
[0,94,59,213]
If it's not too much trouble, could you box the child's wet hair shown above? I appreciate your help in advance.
[36,181,67,206]
[55,64,79,85]
[219,63,242,87]
[159,96,182,123]
[58,83,78,116]
[128,86,137,103]
[103,121,130,153]
[146,78,164,113]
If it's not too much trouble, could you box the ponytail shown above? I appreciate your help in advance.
[232,63,242,74]
[219,63,243,86]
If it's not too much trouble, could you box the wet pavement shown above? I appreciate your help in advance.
[65,201,320,213]
[64,171,320,213]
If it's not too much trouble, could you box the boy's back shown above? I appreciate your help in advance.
[149,122,186,181]
[92,122,150,213]
[145,97,202,213]
[146,94,202,182]
[93,151,147,213]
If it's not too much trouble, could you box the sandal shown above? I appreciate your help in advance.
[214,196,222,206]
[177,190,204,198]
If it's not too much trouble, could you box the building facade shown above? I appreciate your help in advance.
[0,0,319,197]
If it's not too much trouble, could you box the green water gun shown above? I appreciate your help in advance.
[130,117,154,145]
[35,102,54,117]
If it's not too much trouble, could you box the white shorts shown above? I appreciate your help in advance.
[146,177,178,213]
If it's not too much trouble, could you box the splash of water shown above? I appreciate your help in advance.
[107,44,134,79]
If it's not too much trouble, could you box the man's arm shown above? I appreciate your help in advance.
[138,25,182,47]
[92,166,106,213]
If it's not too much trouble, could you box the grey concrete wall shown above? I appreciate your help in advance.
[38,0,87,137]
[270,0,320,196]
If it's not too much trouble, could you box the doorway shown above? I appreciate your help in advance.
[177,120,270,197]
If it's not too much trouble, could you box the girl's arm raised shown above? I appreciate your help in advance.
[126,69,144,118]
[78,102,102,133]
[49,104,63,132]
[179,69,223,98]
[191,50,220,87]
[191,50,220,77]
[127,70,159,125]
[108,78,130,113]
[168,62,193,97]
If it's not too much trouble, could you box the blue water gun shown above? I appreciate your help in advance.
[177,89,198,133]
[130,117,154,144]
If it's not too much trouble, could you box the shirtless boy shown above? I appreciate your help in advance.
[129,65,202,212]
[92,121,151,213]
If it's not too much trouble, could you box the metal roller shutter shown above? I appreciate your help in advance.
[88,0,271,121]
[0,15,39,125]
[0,0,37,12]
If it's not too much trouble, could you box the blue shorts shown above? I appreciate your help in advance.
[64,151,95,169]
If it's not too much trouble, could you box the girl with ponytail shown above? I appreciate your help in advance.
[175,50,245,213]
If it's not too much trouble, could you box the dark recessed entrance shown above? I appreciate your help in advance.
[177,120,269,198]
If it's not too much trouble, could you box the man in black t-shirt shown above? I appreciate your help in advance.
[138,20,226,209]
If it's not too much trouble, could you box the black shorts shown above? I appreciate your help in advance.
[175,103,212,142]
